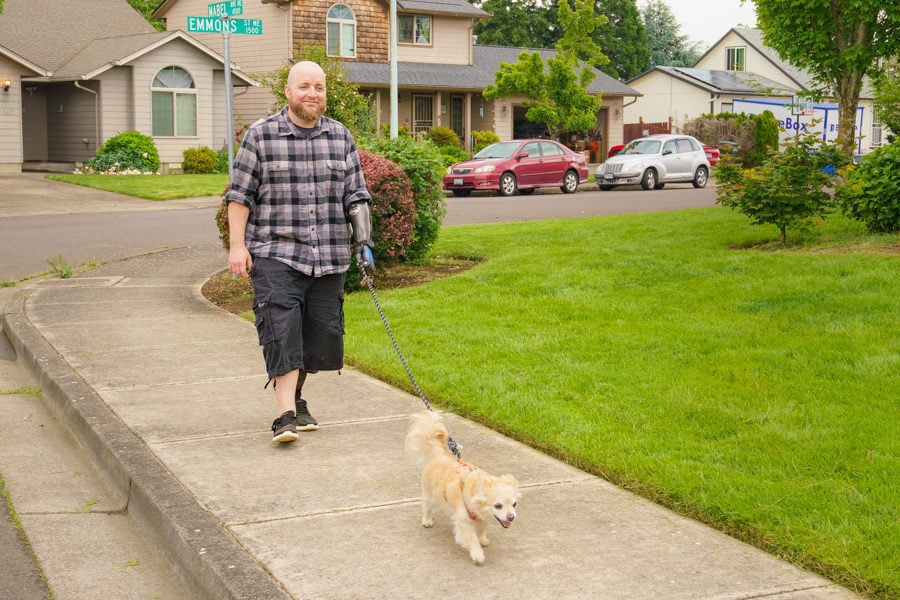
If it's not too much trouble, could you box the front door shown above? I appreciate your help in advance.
[413,95,434,137]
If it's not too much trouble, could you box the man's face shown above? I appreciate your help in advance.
[285,66,326,126]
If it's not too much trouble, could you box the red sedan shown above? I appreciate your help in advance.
[443,139,589,197]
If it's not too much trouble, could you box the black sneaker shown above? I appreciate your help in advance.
[271,410,298,443]
[294,398,319,431]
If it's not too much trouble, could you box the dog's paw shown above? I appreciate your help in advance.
[479,536,490,547]
[470,549,485,565]
[421,518,433,528]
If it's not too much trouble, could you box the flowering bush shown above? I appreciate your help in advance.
[84,131,160,174]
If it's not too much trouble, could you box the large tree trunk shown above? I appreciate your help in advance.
[835,71,865,156]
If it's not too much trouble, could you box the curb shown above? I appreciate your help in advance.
[1,288,291,600]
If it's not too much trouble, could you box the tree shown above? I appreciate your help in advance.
[593,0,650,80]
[473,0,558,49]
[716,125,847,247]
[751,0,900,155]
[127,0,166,31]
[483,0,608,138]
[642,0,704,68]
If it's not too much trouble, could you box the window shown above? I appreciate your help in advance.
[872,104,883,147]
[327,4,356,58]
[521,142,541,157]
[399,14,431,45]
[152,66,197,137]
[540,141,563,157]
[676,139,695,153]
[726,47,745,71]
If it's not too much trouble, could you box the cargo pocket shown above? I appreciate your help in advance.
[253,297,275,346]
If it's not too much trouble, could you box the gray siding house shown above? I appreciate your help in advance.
[0,0,256,174]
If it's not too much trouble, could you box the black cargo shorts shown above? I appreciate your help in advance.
[250,257,345,379]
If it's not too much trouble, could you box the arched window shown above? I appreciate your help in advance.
[327,4,356,58]
[152,66,197,137]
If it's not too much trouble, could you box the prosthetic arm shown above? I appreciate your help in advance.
[348,201,375,271]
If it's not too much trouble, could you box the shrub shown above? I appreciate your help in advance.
[363,135,447,264]
[85,131,160,173]
[438,145,471,168]
[835,139,900,233]
[342,151,417,288]
[683,111,779,169]
[472,130,500,154]
[716,127,846,247]
[426,126,461,148]
[216,148,230,174]
[182,146,218,174]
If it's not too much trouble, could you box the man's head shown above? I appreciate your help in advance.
[285,61,327,127]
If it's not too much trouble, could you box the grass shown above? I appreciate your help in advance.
[340,208,898,598]
[46,173,228,201]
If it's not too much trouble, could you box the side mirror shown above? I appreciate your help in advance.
[517,152,529,159]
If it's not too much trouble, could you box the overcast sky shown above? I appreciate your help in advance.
[638,0,759,49]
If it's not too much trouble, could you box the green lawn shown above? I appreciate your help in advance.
[343,208,899,599]
[47,173,228,200]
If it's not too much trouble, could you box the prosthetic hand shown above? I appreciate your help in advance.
[348,201,375,273]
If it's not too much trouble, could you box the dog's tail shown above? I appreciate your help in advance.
[405,411,453,468]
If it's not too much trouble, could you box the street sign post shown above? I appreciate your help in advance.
[186,2,262,181]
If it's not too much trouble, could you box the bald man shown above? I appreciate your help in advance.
[226,61,375,443]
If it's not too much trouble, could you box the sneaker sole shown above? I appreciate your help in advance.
[297,423,319,431]
[272,431,299,443]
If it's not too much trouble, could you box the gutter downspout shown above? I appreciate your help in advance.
[74,81,100,151]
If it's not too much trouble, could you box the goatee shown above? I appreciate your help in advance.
[293,106,325,123]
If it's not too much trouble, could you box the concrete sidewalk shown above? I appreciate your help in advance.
[1,243,861,599]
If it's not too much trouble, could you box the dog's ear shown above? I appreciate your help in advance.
[500,474,518,488]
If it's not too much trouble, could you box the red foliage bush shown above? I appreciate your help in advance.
[358,150,416,263]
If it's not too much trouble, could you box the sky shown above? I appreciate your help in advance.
[639,0,759,49]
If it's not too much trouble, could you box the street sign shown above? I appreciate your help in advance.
[208,0,243,17]
[186,16,262,35]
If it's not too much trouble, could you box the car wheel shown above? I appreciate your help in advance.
[692,166,709,188]
[451,190,472,197]
[640,169,657,190]
[654,182,666,189]
[498,172,518,196]
[598,185,613,191]
[519,188,535,195]
[561,170,579,194]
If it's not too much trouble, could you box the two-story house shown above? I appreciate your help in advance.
[153,0,641,160]
[0,0,257,174]
[623,28,885,156]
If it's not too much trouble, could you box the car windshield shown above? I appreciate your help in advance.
[474,142,521,159]
[623,140,662,155]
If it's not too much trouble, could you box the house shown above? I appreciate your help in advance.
[0,0,256,174]
[152,0,641,160]
[624,28,885,155]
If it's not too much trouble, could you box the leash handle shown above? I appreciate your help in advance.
[359,262,462,459]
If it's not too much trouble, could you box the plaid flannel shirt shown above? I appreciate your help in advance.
[225,107,371,276]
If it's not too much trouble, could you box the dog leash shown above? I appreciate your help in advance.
[358,263,462,459]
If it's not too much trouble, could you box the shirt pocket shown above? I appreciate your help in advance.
[266,161,294,198]
[324,160,346,199]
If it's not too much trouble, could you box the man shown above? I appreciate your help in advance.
[225,61,375,443]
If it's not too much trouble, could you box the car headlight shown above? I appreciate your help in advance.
[446,166,453,175]
[474,165,496,173]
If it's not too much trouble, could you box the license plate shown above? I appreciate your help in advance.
[453,178,464,185]
[604,173,613,180]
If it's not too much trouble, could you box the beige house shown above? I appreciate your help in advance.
[0,0,256,174]
[625,28,886,155]
[153,0,641,159]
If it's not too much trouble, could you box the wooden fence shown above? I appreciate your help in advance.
[624,118,672,143]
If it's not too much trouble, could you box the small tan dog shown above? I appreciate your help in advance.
[405,411,520,565]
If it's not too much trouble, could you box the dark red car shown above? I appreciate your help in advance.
[443,139,589,197]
